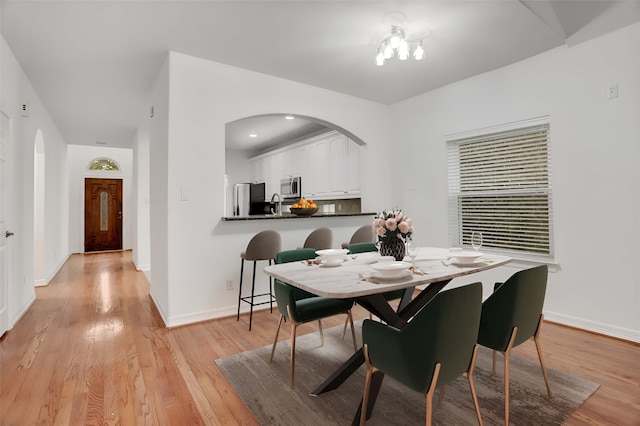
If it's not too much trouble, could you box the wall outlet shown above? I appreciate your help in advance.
[226,279,233,290]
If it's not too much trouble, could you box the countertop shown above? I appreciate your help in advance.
[222,212,376,221]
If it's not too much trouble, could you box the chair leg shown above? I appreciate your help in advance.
[268,259,274,313]
[534,314,553,398]
[318,319,324,346]
[347,310,357,352]
[248,261,257,331]
[287,305,297,388]
[425,363,441,426]
[503,327,518,426]
[465,345,483,426]
[341,315,349,340]
[269,314,284,362]
[360,344,374,426]
[236,259,244,321]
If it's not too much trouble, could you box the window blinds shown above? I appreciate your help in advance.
[447,123,553,259]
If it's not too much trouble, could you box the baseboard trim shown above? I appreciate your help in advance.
[544,310,640,344]
[10,293,36,329]
[165,305,272,328]
[148,290,168,328]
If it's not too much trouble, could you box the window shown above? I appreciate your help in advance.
[88,158,119,171]
[447,119,553,260]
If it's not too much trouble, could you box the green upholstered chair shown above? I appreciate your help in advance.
[477,265,552,426]
[360,283,484,426]
[269,249,357,388]
[347,242,378,254]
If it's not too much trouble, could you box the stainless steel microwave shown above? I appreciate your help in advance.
[280,176,301,200]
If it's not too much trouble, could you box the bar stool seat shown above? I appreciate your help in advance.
[237,230,282,330]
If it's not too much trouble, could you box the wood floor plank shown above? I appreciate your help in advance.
[1,251,638,425]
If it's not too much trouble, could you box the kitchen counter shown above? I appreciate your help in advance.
[222,212,376,221]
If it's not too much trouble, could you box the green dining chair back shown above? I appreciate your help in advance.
[360,283,484,425]
[348,242,378,254]
[477,264,552,426]
[270,249,357,388]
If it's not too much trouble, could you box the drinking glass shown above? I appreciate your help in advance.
[406,241,418,266]
[471,231,483,251]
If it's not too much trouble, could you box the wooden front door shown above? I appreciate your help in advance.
[84,178,122,252]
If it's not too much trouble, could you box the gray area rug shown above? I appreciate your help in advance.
[216,322,599,425]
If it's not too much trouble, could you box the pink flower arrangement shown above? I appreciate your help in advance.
[372,209,414,244]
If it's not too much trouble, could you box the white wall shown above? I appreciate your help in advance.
[1,35,69,325]
[148,52,392,326]
[132,127,151,271]
[392,23,640,341]
[67,145,133,254]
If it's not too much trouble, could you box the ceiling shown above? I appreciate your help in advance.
[2,1,639,150]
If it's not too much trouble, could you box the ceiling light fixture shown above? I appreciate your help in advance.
[249,134,258,138]
[284,115,295,120]
[375,25,424,66]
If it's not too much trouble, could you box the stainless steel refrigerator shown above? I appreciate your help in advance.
[232,182,265,216]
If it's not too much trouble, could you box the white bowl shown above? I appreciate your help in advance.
[316,249,349,265]
[450,251,484,264]
[316,249,349,257]
[370,261,412,278]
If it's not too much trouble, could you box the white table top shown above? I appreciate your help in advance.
[263,247,511,298]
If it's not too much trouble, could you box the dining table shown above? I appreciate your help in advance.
[263,247,511,424]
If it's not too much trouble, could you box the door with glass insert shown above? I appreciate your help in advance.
[84,178,122,252]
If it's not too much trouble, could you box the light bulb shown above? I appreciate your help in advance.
[413,41,424,60]
[389,26,402,48]
[398,39,409,60]
[375,50,385,66]
[383,42,393,59]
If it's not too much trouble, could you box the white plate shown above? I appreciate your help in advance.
[371,261,411,272]
[320,258,345,267]
[450,251,484,263]
[450,259,485,267]
[370,270,412,280]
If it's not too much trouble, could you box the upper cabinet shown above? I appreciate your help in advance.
[249,130,361,200]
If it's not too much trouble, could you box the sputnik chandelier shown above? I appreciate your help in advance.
[375,25,424,66]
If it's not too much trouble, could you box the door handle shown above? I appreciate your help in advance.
[6,231,14,237]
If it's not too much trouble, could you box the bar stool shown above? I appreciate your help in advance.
[302,227,333,250]
[237,230,282,330]
[341,224,374,249]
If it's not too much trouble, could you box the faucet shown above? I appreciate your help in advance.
[270,193,282,216]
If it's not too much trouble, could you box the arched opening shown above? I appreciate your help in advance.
[225,114,365,217]
[34,130,45,286]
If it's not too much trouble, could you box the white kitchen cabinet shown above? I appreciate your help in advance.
[250,130,361,201]
[251,157,266,184]
[346,138,361,194]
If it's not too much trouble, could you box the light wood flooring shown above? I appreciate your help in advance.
[1,251,638,425]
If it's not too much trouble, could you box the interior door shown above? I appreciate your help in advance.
[0,111,12,336]
[84,178,122,252]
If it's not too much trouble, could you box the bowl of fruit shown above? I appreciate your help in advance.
[289,198,319,216]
